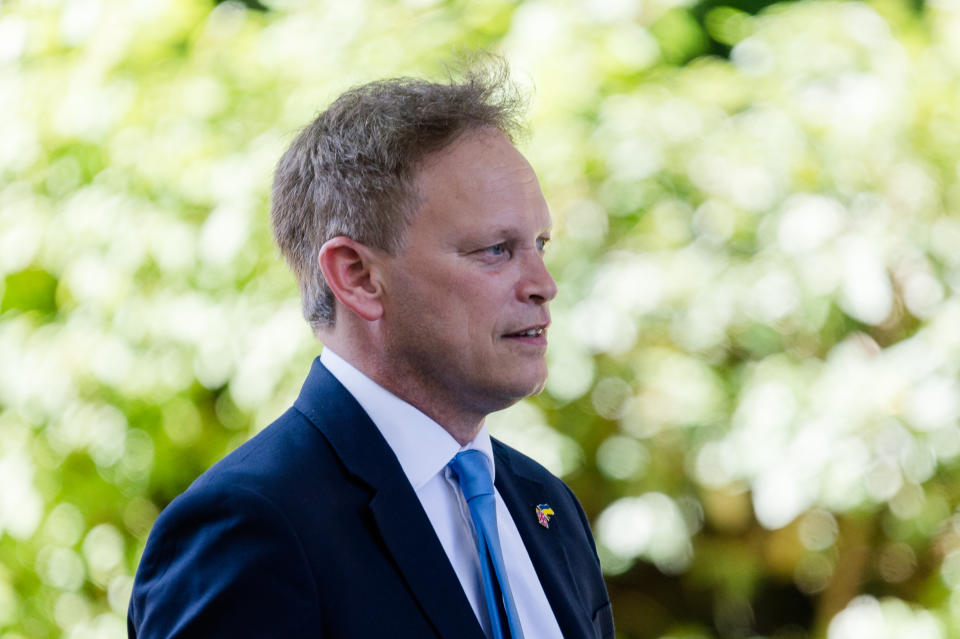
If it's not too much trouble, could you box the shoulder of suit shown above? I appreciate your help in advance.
[177,406,330,502]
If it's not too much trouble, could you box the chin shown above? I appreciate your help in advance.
[510,373,549,401]
[527,379,548,399]
[479,363,548,408]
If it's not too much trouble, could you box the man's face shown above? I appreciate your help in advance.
[378,128,557,420]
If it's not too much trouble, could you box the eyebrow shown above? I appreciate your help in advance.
[497,221,553,235]
[483,227,552,243]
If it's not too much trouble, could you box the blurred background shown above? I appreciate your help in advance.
[3,0,960,637]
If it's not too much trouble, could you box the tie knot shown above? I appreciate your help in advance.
[449,449,494,501]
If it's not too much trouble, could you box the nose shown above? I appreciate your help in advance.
[519,251,558,304]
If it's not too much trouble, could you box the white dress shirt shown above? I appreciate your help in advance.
[320,348,563,639]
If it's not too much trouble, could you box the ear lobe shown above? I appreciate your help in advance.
[317,237,384,322]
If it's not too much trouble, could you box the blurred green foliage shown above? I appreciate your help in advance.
[3,0,960,638]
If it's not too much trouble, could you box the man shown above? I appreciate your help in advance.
[129,64,613,639]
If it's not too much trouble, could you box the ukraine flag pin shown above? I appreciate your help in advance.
[536,504,554,529]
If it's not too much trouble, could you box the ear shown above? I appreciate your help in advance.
[317,237,385,322]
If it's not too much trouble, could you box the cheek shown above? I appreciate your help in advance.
[459,271,514,304]
[458,284,509,325]
[393,264,513,333]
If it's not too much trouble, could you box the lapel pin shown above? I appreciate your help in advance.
[535,504,554,529]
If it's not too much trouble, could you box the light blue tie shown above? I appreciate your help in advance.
[449,450,525,639]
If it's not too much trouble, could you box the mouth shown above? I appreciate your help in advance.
[503,324,549,339]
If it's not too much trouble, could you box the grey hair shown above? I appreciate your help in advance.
[271,61,527,331]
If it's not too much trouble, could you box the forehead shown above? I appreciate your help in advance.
[412,129,551,236]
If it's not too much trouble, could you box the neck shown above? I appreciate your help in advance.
[320,331,486,446]
[373,378,486,446]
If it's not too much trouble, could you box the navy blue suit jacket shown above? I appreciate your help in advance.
[129,358,613,638]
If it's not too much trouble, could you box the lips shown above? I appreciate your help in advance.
[504,324,548,338]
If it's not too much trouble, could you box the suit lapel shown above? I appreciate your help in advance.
[294,359,486,639]
[494,444,596,639]
[368,485,487,639]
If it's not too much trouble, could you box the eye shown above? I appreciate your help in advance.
[485,243,508,257]
[536,237,549,252]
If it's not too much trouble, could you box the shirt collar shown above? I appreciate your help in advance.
[320,347,494,489]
